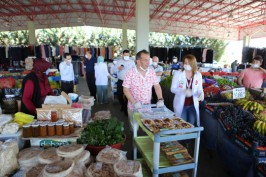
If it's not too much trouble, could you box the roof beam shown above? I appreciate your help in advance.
[91,0,105,25]
[150,0,171,21]
[125,1,136,22]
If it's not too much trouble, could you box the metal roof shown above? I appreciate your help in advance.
[0,0,265,40]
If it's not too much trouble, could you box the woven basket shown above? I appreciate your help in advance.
[3,97,18,113]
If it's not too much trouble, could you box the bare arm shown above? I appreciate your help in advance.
[156,71,163,76]
[238,75,244,86]
[154,84,163,100]
[123,87,136,105]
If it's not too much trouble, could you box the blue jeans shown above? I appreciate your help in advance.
[96,85,108,103]
[181,105,197,125]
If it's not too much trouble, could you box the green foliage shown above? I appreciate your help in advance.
[77,117,124,146]
[160,76,173,89]
[0,27,227,61]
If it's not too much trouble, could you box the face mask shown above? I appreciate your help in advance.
[184,64,192,71]
[85,55,88,58]
[139,65,147,72]
[45,68,50,75]
[124,56,129,60]
[252,64,259,68]
[152,62,158,67]
[173,59,177,63]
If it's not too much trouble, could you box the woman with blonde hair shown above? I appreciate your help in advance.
[170,54,204,126]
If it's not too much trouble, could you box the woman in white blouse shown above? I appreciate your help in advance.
[94,56,111,104]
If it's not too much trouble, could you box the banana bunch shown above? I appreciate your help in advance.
[235,99,264,113]
[253,120,266,135]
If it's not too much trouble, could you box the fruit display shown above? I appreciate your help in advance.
[214,105,266,147]
[235,99,265,114]
[203,86,220,98]
[215,78,238,87]
[221,91,233,99]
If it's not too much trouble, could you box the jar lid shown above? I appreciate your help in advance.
[69,122,74,125]
[32,124,39,127]
[58,120,65,123]
[56,122,63,125]
[23,124,30,128]
[48,123,55,126]
[40,124,47,127]
[63,123,69,126]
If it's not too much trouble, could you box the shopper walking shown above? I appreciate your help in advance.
[59,53,75,94]
[123,50,164,132]
[170,54,204,126]
[21,59,54,116]
[115,49,135,114]
[84,50,97,99]
[94,56,110,104]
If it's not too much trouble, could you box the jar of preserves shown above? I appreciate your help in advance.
[51,111,57,122]
[23,124,31,138]
[69,122,74,134]
[40,124,47,137]
[56,123,63,136]
[48,123,55,136]
[32,124,40,137]
[63,123,70,136]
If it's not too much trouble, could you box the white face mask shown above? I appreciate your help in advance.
[124,56,129,60]
[139,65,147,72]
[152,62,158,67]
[85,55,88,58]
[184,64,192,71]
[173,59,177,63]
[252,64,260,68]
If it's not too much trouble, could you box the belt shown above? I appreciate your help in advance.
[61,80,73,83]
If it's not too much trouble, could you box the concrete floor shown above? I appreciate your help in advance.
[78,77,232,177]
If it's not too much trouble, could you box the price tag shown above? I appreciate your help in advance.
[233,87,245,99]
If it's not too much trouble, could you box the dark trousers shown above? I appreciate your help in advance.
[151,86,158,104]
[61,81,74,94]
[86,72,96,99]
[117,79,128,111]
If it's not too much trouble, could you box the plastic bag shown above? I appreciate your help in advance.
[78,95,94,109]
[86,162,117,177]
[43,95,67,105]
[62,108,83,127]
[114,160,143,177]
[36,109,53,121]
[96,146,127,165]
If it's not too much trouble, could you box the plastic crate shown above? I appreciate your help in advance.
[0,130,24,149]
[138,105,175,119]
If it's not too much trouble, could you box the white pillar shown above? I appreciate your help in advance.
[27,21,36,45]
[243,35,251,47]
[122,23,128,50]
[136,0,149,52]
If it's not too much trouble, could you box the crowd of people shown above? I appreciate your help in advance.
[20,49,265,128]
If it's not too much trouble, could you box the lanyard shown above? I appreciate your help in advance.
[186,78,193,89]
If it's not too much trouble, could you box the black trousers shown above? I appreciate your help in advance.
[86,72,96,99]
[117,79,128,111]
[151,86,158,104]
[61,81,74,94]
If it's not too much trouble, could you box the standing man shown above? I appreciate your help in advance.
[151,56,163,103]
[238,55,266,88]
[171,56,180,75]
[231,60,238,72]
[59,53,75,94]
[84,50,97,99]
[115,49,135,114]
[123,50,164,132]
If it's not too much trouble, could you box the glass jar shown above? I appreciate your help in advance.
[51,111,57,122]
[63,123,70,136]
[40,124,47,137]
[32,124,40,137]
[56,123,63,136]
[48,123,55,136]
[69,122,74,134]
[23,124,30,138]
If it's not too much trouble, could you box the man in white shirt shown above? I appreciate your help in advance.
[59,53,75,94]
[151,56,163,103]
[115,49,135,114]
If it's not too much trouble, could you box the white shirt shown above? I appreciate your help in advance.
[94,62,109,85]
[59,61,75,81]
[115,59,135,80]
[152,65,163,82]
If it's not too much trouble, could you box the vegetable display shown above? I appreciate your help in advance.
[215,78,238,87]
[160,76,173,90]
[78,117,124,146]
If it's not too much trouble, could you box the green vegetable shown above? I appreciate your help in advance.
[160,76,173,89]
[215,78,238,87]
[77,117,124,146]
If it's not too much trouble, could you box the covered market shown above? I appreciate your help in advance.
[0,0,266,177]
